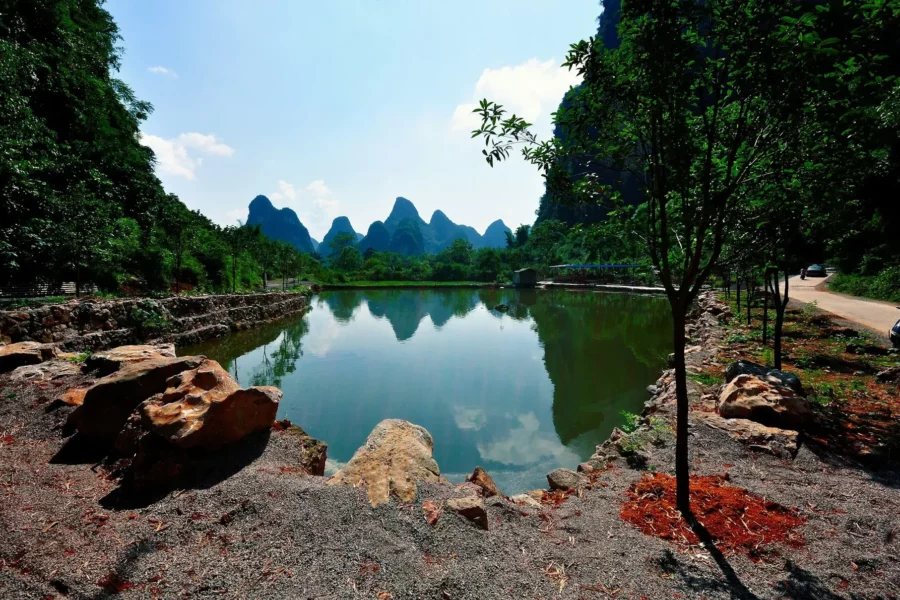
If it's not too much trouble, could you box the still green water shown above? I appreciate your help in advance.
[179,289,672,493]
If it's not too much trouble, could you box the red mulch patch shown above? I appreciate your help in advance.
[620,473,807,559]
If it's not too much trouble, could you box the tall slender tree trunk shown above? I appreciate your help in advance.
[746,277,752,326]
[232,256,237,294]
[75,263,81,298]
[671,303,690,515]
[736,280,742,314]
[773,270,789,370]
[762,274,770,345]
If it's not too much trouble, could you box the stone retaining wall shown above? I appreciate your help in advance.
[0,292,310,351]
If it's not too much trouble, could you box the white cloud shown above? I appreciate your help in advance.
[476,412,580,467]
[148,65,178,78]
[267,179,339,239]
[140,132,234,180]
[224,207,247,225]
[451,58,581,137]
[270,180,297,203]
[176,132,235,156]
[305,179,330,196]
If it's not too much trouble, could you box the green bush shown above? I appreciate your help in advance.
[830,267,900,303]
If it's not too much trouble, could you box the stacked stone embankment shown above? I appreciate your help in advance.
[0,292,310,352]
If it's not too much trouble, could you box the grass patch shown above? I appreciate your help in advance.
[688,371,720,387]
[65,351,92,363]
[619,410,641,433]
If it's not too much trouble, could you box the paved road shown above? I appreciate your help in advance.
[784,274,898,339]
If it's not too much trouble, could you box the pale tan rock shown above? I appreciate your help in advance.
[466,466,502,498]
[327,419,440,506]
[9,359,79,382]
[446,495,488,530]
[718,374,812,430]
[141,359,278,450]
[510,493,541,507]
[85,344,177,375]
[694,411,799,457]
[0,342,57,373]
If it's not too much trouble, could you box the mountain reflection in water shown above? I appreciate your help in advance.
[179,288,671,494]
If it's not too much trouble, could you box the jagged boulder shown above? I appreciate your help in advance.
[0,342,58,373]
[718,374,813,430]
[466,466,502,498]
[328,419,440,506]
[273,419,328,476]
[724,360,804,396]
[66,355,202,443]
[84,344,176,375]
[139,360,279,450]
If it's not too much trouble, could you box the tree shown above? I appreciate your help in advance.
[328,232,358,259]
[446,238,474,266]
[332,246,363,272]
[276,242,295,290]
[223,225,249,293]
[251,227,278,287]
[514,225,531,247]
[1,0,162,285]
[470,0,891,515]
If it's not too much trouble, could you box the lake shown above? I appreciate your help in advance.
[179,288,672,494]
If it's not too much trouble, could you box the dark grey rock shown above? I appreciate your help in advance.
[724,360,804,396]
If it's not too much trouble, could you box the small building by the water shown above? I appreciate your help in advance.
[512,268,538,288]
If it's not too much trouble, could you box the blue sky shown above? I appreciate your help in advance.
[108,0,602,240]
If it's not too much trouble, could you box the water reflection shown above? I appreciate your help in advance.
[180,288,671,493]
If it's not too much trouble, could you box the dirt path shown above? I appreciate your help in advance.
[784,274,898,340]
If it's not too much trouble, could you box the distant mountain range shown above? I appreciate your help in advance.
[246,195,316,253]
[246,195,512,256]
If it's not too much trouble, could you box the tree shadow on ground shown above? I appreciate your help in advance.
[99,430,271,510]
[687,517,761,600]
[88,538,158,600]
[772,561,847,600]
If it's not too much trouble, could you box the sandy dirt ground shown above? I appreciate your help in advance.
[785,275,898,341]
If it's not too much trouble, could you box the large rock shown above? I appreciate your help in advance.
[466,466,502,498]
[694,412,799,458]
[140,360,279,450]
[327,419,440,506]
[66,355,202,443]
[547,468,587,491]
[724,360,804,396]
[0,342,58,373]
[718,374,813,430]
[84,344,176,375]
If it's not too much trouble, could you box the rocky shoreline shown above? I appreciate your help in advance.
[0,291,312,352]
[1,291,898,598]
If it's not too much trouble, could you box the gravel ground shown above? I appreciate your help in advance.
[2,310,899,599]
